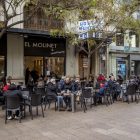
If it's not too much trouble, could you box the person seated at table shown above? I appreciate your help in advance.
[58,76,66,90]
[97,74,105,82]
[118,76,138,102]
[72,77,80,92]
[100,81,105,88]
[3,78,11,92]
[47,78,64,111]
[93,83,108,106]
[3,83,24,120]
[116,75,123,85]
[44,77,48,85]
[108,76,121,100]
[89,74,94,87]
[27,78,36,88]
[60,77,74,111]
[37,77,46,88]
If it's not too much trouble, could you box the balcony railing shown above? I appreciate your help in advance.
[24,17,63,31]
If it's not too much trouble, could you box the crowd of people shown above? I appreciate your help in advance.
[0,72,140,121]
[91,72,140,106]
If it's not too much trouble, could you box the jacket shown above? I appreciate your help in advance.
[58,79,65,90]
[116,78,123,85]
[3,85,10,92]
[3,84,24,101]
[108,79,120,93]
[97,83,108,95]
[72,81,80,91]
[27,81,36,88]
[125,79,138,95]
[97,76,105,81]
[47,82,57,99]
[89,76,94,83]
[60,81,74,92]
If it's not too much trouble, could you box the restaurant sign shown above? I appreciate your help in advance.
[24,37,66,57]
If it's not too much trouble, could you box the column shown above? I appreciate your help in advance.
[7,34,25,84]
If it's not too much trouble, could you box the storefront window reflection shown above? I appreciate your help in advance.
[45,57,64,79]
[0,56,5,83]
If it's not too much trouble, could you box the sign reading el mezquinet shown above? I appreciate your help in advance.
[24,36,66,57]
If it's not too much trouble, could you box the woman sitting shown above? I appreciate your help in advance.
[37,77,45,88]
[27,78,36,88]
[47,78,64,111]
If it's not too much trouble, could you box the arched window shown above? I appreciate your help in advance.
[24,6,63,31]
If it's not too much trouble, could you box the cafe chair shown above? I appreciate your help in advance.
[123,85,138,104]
[5,96,21,124]
[30,94,44,120]
[21,91,30,117]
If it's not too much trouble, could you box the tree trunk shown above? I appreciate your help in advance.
[86,54,91,84]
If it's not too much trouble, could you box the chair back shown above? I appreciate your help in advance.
[19,82,23,85]
[27,87,33,97]
[21,91,29,100]
[104,88,109,96]
[127,85,137,95]
[35,88,46,96]
[82,88,91,98]
[31,94,42,106]
[6,96,20,109]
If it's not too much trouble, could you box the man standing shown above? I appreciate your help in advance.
[61,77,74,111]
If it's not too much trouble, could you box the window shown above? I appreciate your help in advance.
[24,6,63,31]
[116,34,124,46]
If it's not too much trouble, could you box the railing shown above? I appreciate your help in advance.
[109,44,140,52]
[24,17,63,31]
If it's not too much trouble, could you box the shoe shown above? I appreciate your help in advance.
[15,116,21,120]
[67,107,72,111]
[125,100,128,102]
[92,103,98,106]
[66,106,69,111]
[118,98,122,101]
[7,116,12,120]
[60,106,65,111]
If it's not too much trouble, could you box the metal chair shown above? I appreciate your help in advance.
[44,90,57,111]
[30,94,44,120]
[21,91,30,117]
[123,85,138,104]
[96,88,110,107]
[5,96,21,124]
[82,88,92,110]
[22,87,33,97]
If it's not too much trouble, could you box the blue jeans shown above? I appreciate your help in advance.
[57,96,63,106]
[89,82,93,87]
[120,90,128,100]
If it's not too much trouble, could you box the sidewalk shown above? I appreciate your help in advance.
[0,101,140,140]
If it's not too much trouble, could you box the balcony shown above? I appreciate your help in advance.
[109,44,140,53]
[24,17,63,31]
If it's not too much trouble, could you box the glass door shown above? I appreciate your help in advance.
[0,56,5,83]
[45,57,64,79]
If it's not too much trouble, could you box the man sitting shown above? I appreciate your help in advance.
[89,74,94,87]
[47,78,64,111]
[108,76,121,100]
[60,77,74,111]
[72,77,80,92]
[93,82,108,106]
[3,83,24,120]
[119,77,138,102]
[58,76,66,91]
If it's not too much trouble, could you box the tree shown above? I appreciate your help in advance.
[50,0,140,84]
[0,0,94,38]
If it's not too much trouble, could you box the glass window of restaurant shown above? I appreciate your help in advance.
[0,56,5,83]
[24,36,66,83]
